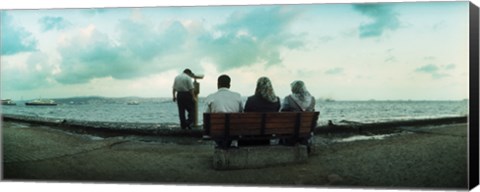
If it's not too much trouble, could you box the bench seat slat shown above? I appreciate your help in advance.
[209,127,311,134]
[209,132,312,138]
[209,119,262,124]
[207,113,316,119]
[204,112,319,146]
[209,124,263,130]
[208,123,313,131]
[208,117,315,124]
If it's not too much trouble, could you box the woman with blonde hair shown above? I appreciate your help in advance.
[244,77,280,112]
[241,77,280,146]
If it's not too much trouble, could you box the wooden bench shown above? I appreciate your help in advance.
[203,112,320,149]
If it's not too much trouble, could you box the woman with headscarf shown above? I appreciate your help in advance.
[244,77,281,112]
[280,80,316,150]
[281,80,316,112]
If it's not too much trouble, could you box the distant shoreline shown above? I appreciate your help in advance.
[2,95,469,104]
[1,114,468,138]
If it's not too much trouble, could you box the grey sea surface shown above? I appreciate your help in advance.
[0,97,469,128]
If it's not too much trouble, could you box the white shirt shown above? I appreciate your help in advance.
[204,88,243,113]
[173,73,193,92]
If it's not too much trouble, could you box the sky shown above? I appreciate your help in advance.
[0,2,478,192]
[0,0,472,101]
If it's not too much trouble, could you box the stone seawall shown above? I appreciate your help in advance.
[1,114,468,137]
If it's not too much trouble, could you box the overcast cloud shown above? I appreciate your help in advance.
[0,2,470,100]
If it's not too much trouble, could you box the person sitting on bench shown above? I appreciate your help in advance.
[244,76,280,112]
[281,80,316,112]
[204,74,243,147]
[242,76,281,146]
[205,74,243,113]
[281,80,316,147]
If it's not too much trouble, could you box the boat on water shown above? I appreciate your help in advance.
[127,101,140,105]
[1,99,17,106]
[25,99,58,106]
[325,98,335,102]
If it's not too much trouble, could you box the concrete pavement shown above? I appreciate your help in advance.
[1,121,470,189]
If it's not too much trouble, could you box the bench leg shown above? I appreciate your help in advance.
[213,145,309,170]
[215,140,233,149]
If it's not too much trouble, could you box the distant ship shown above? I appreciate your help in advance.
[127,101,140,105]
[325,98,335,102]
[1,99,17,106]
[25,99,57,106]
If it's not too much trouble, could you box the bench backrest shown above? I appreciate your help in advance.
[203,112,319,139]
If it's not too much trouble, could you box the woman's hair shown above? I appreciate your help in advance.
[255,77,278,103]
[290,80,310,101]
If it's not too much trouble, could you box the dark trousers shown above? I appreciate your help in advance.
[177,92,194,129]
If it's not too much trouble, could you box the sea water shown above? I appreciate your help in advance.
[0,97,469,127]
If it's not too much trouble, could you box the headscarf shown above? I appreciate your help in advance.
[255,77,278,103]
[290,80,313,109]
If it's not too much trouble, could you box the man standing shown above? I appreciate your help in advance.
[204,74,243,113]
[173,68,196,129]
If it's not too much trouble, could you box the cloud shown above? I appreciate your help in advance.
[198,33,262,70]
[81,8,110,16]
[2,52,56,90]
[55,19,190,84]
[325,67,344,75]
[384,56,396,63]
[424,56,436,61]
[416,64,439,73]
[319,36,334,44]
[352,4,400,38]
[116,19,189,61]
[415,64,453,79]
[445,64,456,70]
[198,6,305,70]
[55,26,130,84]
[384,48,396,63]
[52,7,305,85]
[218,7,300,39]
[431,73,449,79]
[432,21,446,31]
[1,12,37,55]
[39,16,70,31]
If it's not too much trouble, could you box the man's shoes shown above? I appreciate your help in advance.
[187,122,194,130]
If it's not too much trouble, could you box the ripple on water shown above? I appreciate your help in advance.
[332,132,410,143]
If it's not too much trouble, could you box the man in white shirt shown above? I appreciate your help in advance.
[204,74,243,113]
[172,68,196,129]
[204,74,243,147]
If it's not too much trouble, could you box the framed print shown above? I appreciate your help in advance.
[1,0,479,191]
